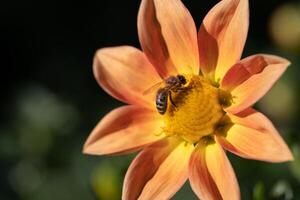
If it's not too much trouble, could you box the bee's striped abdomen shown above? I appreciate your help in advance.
[156,89,168,115]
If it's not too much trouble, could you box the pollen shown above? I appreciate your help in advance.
[163,75,227,144]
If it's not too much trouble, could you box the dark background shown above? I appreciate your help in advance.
[1,0,300,199]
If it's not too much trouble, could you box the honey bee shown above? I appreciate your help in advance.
[143,75,187,115]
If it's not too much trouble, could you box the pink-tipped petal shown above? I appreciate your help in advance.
[83,105,164,155]
[138,0,199,78]
[198,0,249,81]
[93,46,161,109]
[189,140,240,200]
[123,138,193,200]
[223,54,290,114]
[217,108,293,162]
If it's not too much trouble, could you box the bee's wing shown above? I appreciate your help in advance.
[143,81,164,96]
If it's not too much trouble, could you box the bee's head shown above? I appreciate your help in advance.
[177,75,186,85]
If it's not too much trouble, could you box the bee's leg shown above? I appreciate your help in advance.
[169,91,177,107]
[179,85,191,91]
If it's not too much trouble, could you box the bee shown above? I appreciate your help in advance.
[143,75,187,115]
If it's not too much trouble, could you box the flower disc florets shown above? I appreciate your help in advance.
[163,75,227,143]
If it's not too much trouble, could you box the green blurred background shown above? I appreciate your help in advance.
[1,0,300,199]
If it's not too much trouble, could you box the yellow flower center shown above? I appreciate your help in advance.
[163,75,227,144]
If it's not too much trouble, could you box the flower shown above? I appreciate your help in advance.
[83,0,293,199]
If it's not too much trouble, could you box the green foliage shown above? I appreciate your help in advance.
[253,181,265,200]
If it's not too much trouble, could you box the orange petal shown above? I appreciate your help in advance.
[189,140,240,200]
[198,0,249,81]
[83,105,164,155]
[123,138,193,200]
[217,108,293,162]
[223,54,290,114]
[138,0,199,78]
[93,46,161,109]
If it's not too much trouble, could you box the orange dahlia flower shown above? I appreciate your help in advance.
[84,0,293,199]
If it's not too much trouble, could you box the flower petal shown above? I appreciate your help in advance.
[217,108,293,162]
[189,140,240,200]
[93,46,161,109]
[223,54,290,114]
[83,105,164,155]
[123,138,193,200]
[198,0,249,81]
[138,0,199,78]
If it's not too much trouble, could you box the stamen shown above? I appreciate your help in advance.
[163,75,229,143]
